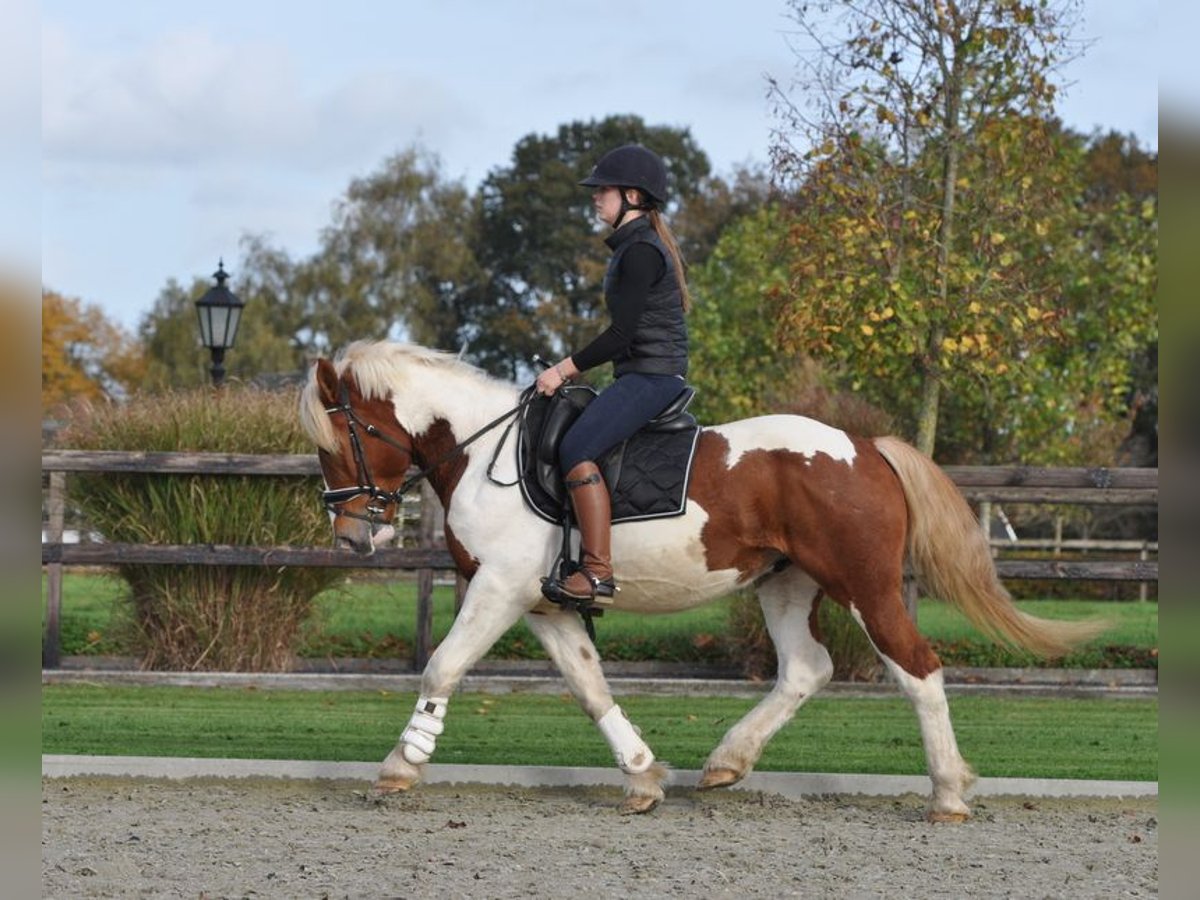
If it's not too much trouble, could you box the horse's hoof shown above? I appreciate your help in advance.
[371,777,414,797]
[696,767,742,790]
[926,809,971,824]
[619,793,662,815]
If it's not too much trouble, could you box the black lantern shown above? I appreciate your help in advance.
[194,260,244,386]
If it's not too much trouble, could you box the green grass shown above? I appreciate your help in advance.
[41,684,1157,781]
[45,572,1158,668]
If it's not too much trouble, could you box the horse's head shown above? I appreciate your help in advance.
[300,356,414,555]
[301,340,523,553]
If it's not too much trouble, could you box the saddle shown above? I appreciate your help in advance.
[514,383,702,526]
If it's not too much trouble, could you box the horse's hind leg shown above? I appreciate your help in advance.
[525,607,667,814]
[699,569,831,790]
[846,590,976,822]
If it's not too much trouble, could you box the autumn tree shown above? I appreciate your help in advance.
[1080,129,1158,454]
[933,126,1157,464]
[42,289,144,409]
[772,0,1085,455]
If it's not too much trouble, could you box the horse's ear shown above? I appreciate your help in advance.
[314,358,340,407]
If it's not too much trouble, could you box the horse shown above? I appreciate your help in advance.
[299,340,1104,821]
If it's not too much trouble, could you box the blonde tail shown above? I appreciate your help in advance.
[874,436,1108,659]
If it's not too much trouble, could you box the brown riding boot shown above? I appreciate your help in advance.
[541,461,617,607]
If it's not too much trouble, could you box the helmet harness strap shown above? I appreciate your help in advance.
[611,188,654,230]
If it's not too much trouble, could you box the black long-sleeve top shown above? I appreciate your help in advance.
[570,242,666,373]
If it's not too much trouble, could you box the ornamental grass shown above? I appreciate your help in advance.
[56,385,340,671]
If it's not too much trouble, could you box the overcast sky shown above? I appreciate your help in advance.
[36,0,1159,333]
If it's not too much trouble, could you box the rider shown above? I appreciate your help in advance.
[536,144,691,607]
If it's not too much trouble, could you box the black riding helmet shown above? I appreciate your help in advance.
[579,144,668,227]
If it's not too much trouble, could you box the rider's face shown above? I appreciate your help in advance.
[592,186,623,227]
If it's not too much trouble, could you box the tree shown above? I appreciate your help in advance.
[471,115,712,377]
[137,150,479,389]
[1080,130,1158,455]
[299,147,481,356]
[138,127,755,385]
[1081,129,1158,208]
[672,164,775,270]
[934,127,1157,465]
[42,289,144,409]
[772,0,1085,455]
[687,204,793,423]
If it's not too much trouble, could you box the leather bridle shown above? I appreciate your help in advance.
[321,382,531,526]
[321,383,416,525]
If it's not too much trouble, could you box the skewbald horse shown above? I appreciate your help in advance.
[300,341,1102,821]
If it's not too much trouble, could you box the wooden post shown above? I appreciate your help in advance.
[42,471,66,669]
[1139,544,1149,602]
[413,481,437,672]
[979,500,993,557]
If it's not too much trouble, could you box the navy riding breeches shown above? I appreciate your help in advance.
[559,372,687,472]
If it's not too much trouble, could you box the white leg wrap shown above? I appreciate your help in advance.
[400,695,448,765]
[597,705,655,774]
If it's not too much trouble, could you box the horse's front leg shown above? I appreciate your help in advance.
[524,607,667,815]
[375,568,530,794]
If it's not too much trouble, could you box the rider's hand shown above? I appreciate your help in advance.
[535,367,563,396]
[536,359,575,396]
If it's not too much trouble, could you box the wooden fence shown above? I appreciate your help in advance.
[41,451,1158,670]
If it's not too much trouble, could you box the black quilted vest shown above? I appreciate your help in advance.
[603,218,689,377]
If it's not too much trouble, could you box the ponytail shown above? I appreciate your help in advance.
[647,209,691,312]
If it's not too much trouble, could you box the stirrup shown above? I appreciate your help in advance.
[540,568,617,608]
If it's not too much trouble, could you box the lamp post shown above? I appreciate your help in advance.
[194,260,245,387]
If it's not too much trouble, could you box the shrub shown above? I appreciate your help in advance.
[56,386,340,671]
[769,357,897,438]
[728,590,881,681]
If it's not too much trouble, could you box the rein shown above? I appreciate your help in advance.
[323,383,533,522]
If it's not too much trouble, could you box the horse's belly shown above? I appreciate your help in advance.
[611,507,743,613]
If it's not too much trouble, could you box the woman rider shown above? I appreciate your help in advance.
[535,144,691,607]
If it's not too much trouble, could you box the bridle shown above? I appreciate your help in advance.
[321,381,532,526]
[321,383,416,525]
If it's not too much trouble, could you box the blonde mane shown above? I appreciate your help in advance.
[299,341,509,453]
